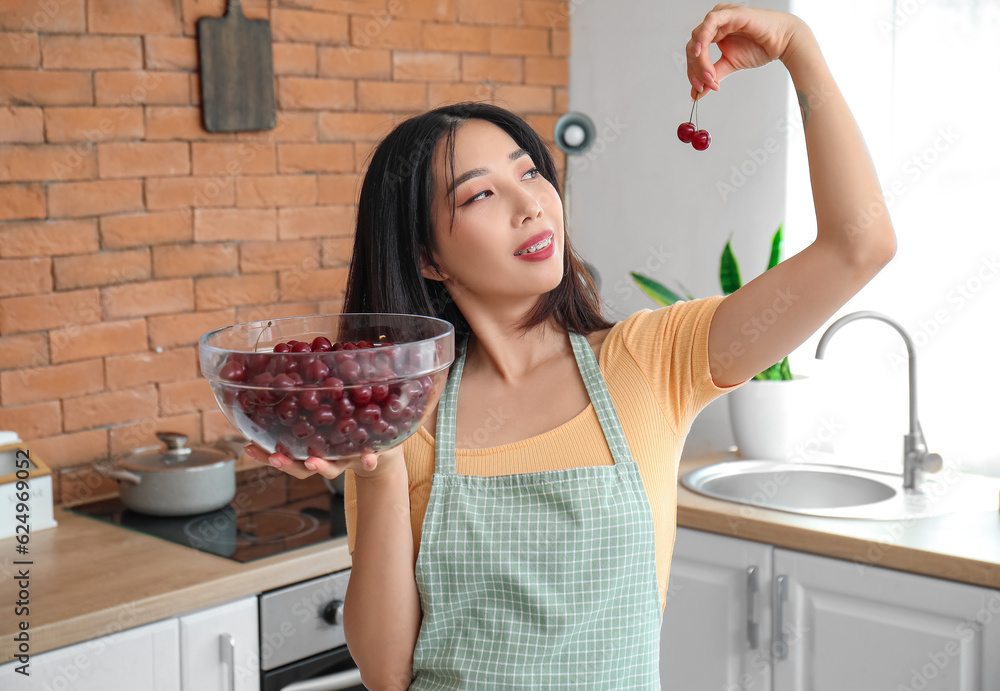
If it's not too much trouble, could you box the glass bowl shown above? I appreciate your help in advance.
[199,313,454,461]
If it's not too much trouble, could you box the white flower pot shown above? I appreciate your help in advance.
[728,376,814,460]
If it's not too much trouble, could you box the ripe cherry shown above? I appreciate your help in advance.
[311,336,333,352]
[320,376,344,400]
[351,385,373,406]
[298,389,322,411]
[272,373,296,390]
[292,420,315,439]
[305,359,330,384]
[312,405,335,426]
[383,395,405,420]
[358,403,381,426]
[276,397,300,423]
[219,360,246,383]
[338,359,362,382]
[678,97,711,152]
[246,352,269,373]
[371,383,390,402]
[337,417,359,437]
[335,397,355,419]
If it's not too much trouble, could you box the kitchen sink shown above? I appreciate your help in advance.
[680,460,991,521]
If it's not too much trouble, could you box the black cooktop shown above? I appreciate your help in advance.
[67,467,347,563]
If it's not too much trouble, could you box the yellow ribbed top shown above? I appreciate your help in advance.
[344,295,744,608]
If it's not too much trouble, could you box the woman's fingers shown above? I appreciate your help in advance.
[684,4,792,98]
[687,8,737,84]
[243,443,391,480]
[301,456,349,477]
[245,443,317,479]
[244,444,270,464]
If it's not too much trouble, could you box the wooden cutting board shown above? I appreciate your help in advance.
[198,0,276,133]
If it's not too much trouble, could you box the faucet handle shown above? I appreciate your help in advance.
[921,452,943,474]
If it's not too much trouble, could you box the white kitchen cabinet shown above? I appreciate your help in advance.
[0,617,180,691]
[661,527,774,691]
[775,549,1000,691]
[179,596,260,691]
[662,528,1000,691]
[0,596,260,691]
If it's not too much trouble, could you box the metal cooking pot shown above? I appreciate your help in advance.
[102,432,236,516]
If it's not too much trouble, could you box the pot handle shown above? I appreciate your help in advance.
[97,465,142,485]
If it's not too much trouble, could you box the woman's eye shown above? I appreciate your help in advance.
[463,168,540,205]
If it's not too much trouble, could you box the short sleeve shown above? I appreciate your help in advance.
[616,295,748,434]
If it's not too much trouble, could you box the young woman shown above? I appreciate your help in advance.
[246,5,896,689]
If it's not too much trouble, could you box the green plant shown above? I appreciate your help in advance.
[631,223,792,381]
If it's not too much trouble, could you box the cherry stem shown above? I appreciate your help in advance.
[695,98,700,130]
[688,99,696,124]
[253,321,273,352]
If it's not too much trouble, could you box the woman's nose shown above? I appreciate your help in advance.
[515,190,543,222]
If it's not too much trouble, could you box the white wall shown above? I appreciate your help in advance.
[567,0,793,456]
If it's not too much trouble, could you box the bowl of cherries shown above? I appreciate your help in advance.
[199,314,454,461]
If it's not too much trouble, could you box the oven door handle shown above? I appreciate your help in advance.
[278,667,364,691]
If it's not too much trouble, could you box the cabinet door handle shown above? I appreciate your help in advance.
[280,668,364,691]
[220,633,236,691]
[746,566,759,650]
[772,575,788,661]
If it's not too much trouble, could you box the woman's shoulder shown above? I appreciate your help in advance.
[586,324,616,360]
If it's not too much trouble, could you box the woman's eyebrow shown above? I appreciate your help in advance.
[447,148,530,196]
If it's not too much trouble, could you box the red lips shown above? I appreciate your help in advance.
[514,231,554,255]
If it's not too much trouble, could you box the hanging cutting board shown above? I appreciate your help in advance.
[198,0,276,133]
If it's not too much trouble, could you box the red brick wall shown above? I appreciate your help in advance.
[0,0,569,504]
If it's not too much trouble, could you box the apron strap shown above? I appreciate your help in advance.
[433,331,635,476]
[433,334,468,476]
[568,331,634,467]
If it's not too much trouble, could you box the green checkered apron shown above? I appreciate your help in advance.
[410,332,661,690]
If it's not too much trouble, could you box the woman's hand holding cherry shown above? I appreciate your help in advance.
[677,5,809,152]
[686,4,804,97]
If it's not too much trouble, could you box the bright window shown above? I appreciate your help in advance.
[786,0,1000,476]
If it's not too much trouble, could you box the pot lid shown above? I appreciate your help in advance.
[120,432,234,471]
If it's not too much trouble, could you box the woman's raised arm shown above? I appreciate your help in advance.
[686,5,897,386]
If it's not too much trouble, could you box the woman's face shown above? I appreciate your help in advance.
[425,119,565,312]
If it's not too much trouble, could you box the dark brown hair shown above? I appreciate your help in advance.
[343,102,613,339]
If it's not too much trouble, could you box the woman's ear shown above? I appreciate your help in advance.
[420,254,449,282]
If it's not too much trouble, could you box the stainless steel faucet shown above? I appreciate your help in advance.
[815,311,943,491]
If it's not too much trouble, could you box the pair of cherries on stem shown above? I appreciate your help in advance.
[677,96,711,151]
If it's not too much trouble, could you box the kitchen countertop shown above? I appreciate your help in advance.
[676,452,1000,588]
[3,452,1000,663]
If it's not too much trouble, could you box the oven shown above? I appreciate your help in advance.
[259,568,367,690]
